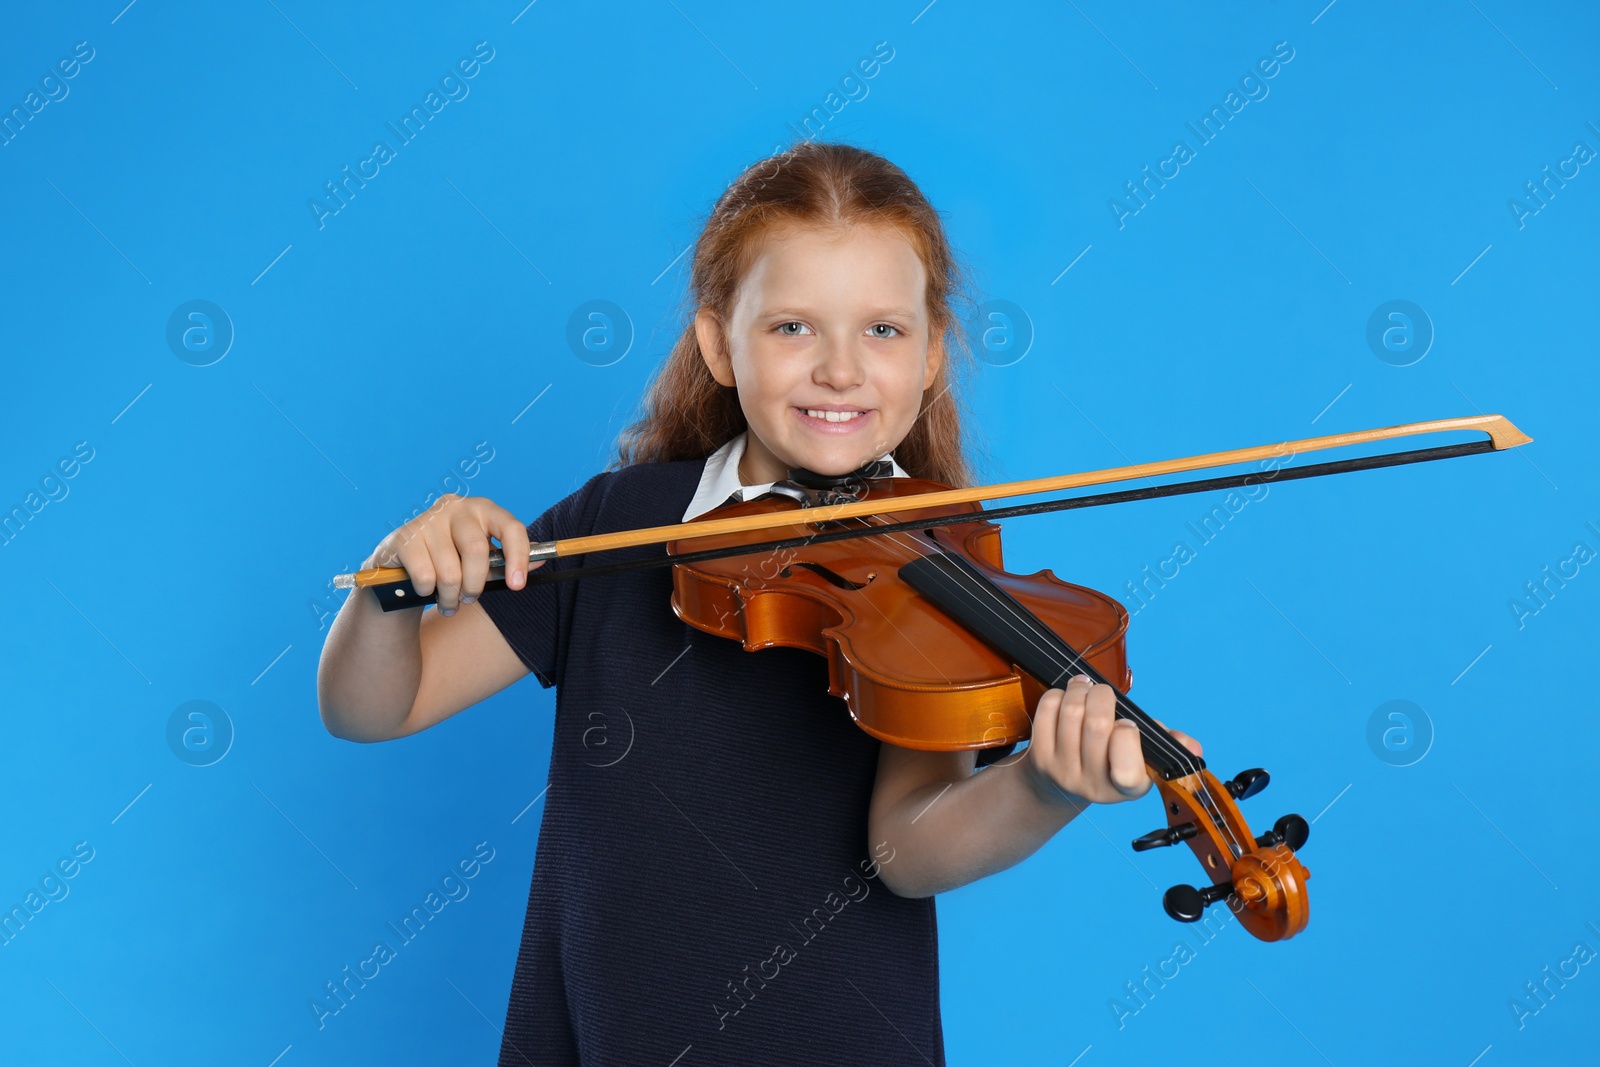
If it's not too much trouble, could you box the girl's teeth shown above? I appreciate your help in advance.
[806,410,863,422]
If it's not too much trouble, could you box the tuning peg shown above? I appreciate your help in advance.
[1226,768,1270,800]
[1131,821,1198,852]
[1163,881,1234,922]
[1255,813,1310,851]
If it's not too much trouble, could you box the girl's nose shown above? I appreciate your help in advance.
[812,339,866,389]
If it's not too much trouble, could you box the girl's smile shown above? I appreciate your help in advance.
[793,404,872,433]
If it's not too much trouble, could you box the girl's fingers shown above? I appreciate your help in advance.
[423,519,464,613]
[1107,720,1151,797]
[454,510,491,604]
[391,531,433,598]
[490,508,534,591]
[1030,677,1176,804]
[1056,677,1089,779]
[1030,686,1062,769]
[1076,677,1114,783]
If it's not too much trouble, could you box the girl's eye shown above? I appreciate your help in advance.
[775,321,901,338]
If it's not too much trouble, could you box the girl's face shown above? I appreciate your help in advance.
[696,223,942,484]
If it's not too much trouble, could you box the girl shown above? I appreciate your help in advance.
[317,140,1201,1066]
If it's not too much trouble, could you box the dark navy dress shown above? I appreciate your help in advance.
[478,457,985,1066]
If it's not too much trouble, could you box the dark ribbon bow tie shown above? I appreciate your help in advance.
[784,457,895,488]
[720,457,896,509]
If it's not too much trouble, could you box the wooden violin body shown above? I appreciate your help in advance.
[669,478,1129,752]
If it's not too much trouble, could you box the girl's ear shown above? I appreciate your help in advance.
[923,332,944,391]
[695,308,736,387]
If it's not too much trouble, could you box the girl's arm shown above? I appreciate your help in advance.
[865,673,1202,898]
[317,576,531,742]
[317,494,539,742]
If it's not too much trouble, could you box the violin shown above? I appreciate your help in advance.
[671,469,1313,940]
[336,413,1532,942]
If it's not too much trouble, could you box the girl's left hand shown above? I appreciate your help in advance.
[1023,673,1203,807]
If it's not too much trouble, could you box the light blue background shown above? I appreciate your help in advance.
[2,1,1596,1064]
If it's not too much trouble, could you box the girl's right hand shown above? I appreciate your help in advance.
[364,494,545,615]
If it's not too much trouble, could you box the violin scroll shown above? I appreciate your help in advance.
[1137,766,1312,942]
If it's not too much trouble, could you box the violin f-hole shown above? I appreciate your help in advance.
[782,561,871,590]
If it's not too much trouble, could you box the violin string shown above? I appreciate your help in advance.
[815,505,1248,860]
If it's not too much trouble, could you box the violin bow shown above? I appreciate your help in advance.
[335,412,1531,603]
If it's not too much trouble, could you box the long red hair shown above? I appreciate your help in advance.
[611,140,987,488]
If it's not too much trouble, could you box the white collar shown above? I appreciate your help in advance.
[682,430,909,521]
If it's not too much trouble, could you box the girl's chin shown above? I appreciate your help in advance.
[777,442,891,479]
